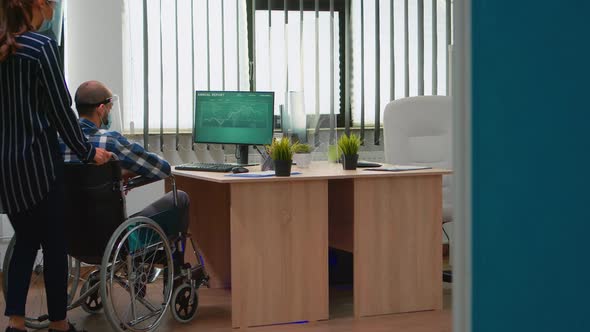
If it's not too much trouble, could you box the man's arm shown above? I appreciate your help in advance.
[108,133,171,179]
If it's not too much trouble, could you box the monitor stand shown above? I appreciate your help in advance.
[237,144,249,165]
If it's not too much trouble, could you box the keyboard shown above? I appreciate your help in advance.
[175,163,257,172]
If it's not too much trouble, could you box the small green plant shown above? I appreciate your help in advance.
[338,133,361,156]
[266,137,294,161]
[292,142,313,154]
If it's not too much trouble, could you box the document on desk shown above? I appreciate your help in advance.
[363,165,432,172]
[224,171,302,177]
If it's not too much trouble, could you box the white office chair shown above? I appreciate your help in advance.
[383,96,453,281]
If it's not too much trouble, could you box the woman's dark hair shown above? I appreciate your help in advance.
[0,0,35,62]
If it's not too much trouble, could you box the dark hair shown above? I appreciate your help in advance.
[0,0,35,62]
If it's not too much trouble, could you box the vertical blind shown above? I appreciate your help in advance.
[124,0,250,138]
[351,0,450,143]
[123,0,451,149]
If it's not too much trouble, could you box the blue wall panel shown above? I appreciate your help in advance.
[472,1,590,331]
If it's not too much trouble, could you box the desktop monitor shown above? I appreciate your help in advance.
[194,91,275,164]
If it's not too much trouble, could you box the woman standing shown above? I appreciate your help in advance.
[0,1,111,331]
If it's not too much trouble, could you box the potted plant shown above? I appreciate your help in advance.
[291,142,313,168]
[337,133,361,170]
[266,137,294,176]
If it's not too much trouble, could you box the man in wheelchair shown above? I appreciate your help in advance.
[59,80,190,257]
[51,81,207,330]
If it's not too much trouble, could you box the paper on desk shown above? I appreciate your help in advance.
[363,165,432,172]
[224,171,302,177]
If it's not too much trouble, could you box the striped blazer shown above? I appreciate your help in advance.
[0,32,96,215]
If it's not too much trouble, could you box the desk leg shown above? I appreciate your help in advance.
[354,175,443,318]
[173,176,231,289]
[230,180,329,328]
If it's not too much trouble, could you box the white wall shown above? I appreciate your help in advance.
[64,0,124,111]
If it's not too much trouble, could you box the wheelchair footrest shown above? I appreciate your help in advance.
[178,263,209,288]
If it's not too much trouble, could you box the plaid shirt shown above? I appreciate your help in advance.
[60,118,171,179]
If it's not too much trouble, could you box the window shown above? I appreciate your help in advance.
[351,0,449,126]
[123,0,249,133]
[251,0,347,132]
[122,0,451,133]
[254,10,340,118]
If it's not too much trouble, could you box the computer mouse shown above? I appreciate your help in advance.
[231,166,250,174]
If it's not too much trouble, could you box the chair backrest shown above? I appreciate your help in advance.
[383,96,453,222]
[63,160,126,264]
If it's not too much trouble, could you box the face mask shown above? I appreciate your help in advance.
[38,19,52,33]
[101,111,112,130]
[38,4,54,33]
[37,0,64,44]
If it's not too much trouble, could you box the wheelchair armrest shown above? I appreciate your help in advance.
[124,175,179,207]
[124,176,162,191]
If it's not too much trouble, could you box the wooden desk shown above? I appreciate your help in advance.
[171,163,450,328]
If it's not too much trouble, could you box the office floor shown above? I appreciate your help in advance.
[0,253,452,331]
[0,279,451,332]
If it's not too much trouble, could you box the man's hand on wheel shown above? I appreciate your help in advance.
[93,148,112,165]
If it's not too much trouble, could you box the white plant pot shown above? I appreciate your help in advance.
[293,153,312,168]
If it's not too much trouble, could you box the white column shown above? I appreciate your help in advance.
[64,0,124,113]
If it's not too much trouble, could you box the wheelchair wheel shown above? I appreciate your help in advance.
[1,235,80,329]
[100,217,174,332]
[80,270,102,314]
[170,283,199,323]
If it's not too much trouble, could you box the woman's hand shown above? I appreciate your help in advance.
[93,148,112,165]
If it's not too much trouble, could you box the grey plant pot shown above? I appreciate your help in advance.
[273,159,292,176]
[341,154,359,170]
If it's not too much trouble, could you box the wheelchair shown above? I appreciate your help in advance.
[2,160,209,332]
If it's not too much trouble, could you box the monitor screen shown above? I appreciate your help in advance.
[193,91,275,145]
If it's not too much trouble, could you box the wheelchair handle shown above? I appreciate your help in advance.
[170,175,178,207]
[124,176,161,190]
